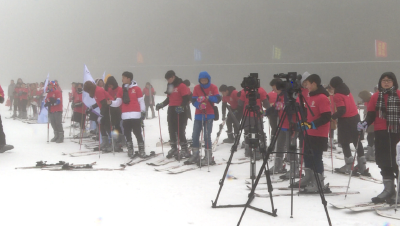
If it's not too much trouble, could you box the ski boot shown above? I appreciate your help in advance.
[166,142,178,159]
[270,157,287,174]
[50,131,59,142]
[56,132,64,143]
[304,171,331,193]
[290,168,313,188]
[334,156,353,174]
[176,142,191,160]
[198,149,215,166]
[353,156,371,176]
[184,147,199,165]
[127,141,135,158]
[223,133,235,144]
[365,146,375,162]
[0,144,14,153]
[387,186,400,204]
[372,179,396,203]
[138,142,146,158]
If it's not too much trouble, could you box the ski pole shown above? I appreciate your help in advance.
[97,120,101,159]
[298,132,305,192]
[345,133,361,199]
[158,110,164,157]
[177,113,180,163]
[47,111,50,144]
[205,113,210,172]
[79,110,85,150]
[200,112,204,170]
[396,166,400,213]
[330,135,333,174]
[108,107,115,156]
[63,101,70,123]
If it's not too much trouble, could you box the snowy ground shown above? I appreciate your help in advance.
[0,90,398,226]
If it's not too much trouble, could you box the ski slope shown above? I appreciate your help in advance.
[0,89,398,226]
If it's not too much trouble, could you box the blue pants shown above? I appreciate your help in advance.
[192,118,213,149]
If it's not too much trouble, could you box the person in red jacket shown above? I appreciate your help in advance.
[84,80,114,152]
[0,84,14,153]
[143,82,156,119]
[19,83,29,119]
[238,83,270,160]
[219,85,241,144]
[293,74,331,193]
[44,81,64,143]
[156,70,191,160]
[104,75,124,150]
[359,72,400,204]
[29,83,40,120]
[108,72,146,158]
[329,77,367,176]
[71,83,87,137]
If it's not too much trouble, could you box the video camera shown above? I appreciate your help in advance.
[274,72,302,101]
[241,73,260,108]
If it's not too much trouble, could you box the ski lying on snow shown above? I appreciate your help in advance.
[167,162,225,174]
[126,152,162,166]
[154,165,181,172]
[16,161,96,169]
[255,191,360,198]
[147,158,176,166]
[375,206,400,220]
[330,202,386,211]
[222,158,250,164]
[43,164,125,171]
[247,184,349,191]
[68,150,125,157]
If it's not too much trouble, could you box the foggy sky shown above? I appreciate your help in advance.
[0,0,399,96]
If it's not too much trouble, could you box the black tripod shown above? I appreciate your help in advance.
[211,90,277,221]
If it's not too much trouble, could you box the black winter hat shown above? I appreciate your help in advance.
[330,76,343,88]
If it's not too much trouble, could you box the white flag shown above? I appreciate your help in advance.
[102,71,106,81]
[83,65,101,116]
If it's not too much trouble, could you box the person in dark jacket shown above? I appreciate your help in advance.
[8,80,15,111]
[143,82,156,119]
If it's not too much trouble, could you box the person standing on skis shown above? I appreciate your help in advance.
[44,81,64,143]
[108,71,146,158]
[156,70,191,160]
[185,71,221,166]
[358,72,400,204]
[329,76,368,176]
[293,74,331,193]
[0,84,14,152]
[219,84,241,144]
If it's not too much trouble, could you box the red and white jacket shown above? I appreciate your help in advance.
[110,81,145,120]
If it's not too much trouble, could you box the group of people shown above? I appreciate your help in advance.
[0,70,399,205]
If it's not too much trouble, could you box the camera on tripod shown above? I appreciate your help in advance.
[241,73,260,109]
[274,72,302,101]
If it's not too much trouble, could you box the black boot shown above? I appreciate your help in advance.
[50,131,59,142]
[56,132,64,143]
[198,149,215,166]
[127,141,135,158]
[176,142,191,160]
[138,142,146,158]
[166,142,178,159]
[223,133,235,143]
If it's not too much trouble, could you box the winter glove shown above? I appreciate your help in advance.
[357,121,368,131]
[199,102,207,110]
[44,101,51,107]
[264,106,276,117]
[71,102,75,109]
[197,96,206,103]
[156,103,164,111]
[85,106,93,114]
[140,112,146,120]
[396,142,400,166]
[0,96,4,104]
[297,121,316,131]
[175,106,184,114]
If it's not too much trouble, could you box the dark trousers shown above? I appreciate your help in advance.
[123,119,143,144]
[303,135,327,175]
[367,132,375,147]
[167,107,187,144]
[342,141,364,157]
[110,107,122,134]
[375,130,400,179]
[9,97,13,110]
[268,114,278,137]
[72,112,86,130]
[100,114,111,137]
[226,111,239,135]
[49,111,64,132]
[0,116,6,145]
[32,105,37,114]
[145,104,155,118]
[13,98,19,114]
[20,99,27,113]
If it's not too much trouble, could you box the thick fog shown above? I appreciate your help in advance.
[0,0,399,96]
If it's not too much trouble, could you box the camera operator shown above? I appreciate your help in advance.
[219,85,242,144]
[238,75,270,160]
[293,74,331,193]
